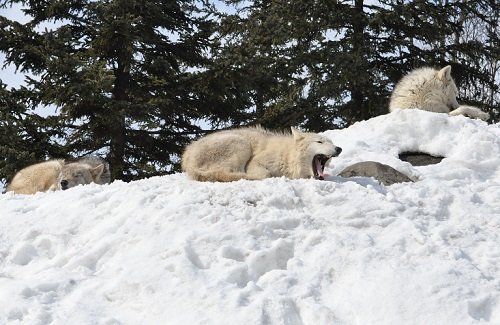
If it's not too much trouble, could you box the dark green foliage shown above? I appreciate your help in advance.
[0,83,64,185]
[0,0,218,182]
[215,0,499,129]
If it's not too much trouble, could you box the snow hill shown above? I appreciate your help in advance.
[1,110,499,325]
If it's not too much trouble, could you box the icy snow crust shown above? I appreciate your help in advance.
[1,110,499,324]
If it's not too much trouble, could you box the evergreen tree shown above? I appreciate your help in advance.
[0,82,63,185]
[0,0,217,181]
[215,0,499,129]
[447,0,499,122]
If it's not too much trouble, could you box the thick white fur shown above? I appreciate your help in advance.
[60,156,110,188]
[7,159,106,194]
[448,105,490,120]
[7,160,65,194]
[181,126,341,182]
[389,66,489,121]
[58,162,105,190]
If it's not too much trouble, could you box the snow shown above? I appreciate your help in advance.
[1,110,499,325]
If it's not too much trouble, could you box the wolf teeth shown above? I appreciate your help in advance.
[313,154,329,179]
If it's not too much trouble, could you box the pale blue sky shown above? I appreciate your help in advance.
[0,3,30,88]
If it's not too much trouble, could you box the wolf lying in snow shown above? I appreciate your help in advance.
[61,156,111,189]
[182,126,342,182]
[389,65,489,121]
[6,156,110,194]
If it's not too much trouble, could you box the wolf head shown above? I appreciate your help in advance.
[58,162,105,190]
[434,65,460,110]
[291,127,342,180]
[74,156,111,184]
[390,65,460,112]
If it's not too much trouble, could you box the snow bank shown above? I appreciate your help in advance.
[1,110,499,324]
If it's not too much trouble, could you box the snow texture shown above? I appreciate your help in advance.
[1,110,499,324]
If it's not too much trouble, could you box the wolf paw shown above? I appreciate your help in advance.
[450,106,490,121]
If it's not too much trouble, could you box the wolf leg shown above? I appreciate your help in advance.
[189,164,270,182]
[190,169,249,182]
[245,164,272,180]
[449,105,489,121]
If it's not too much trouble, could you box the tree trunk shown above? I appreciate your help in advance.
[109,61,129,180]
[351,0,369,122]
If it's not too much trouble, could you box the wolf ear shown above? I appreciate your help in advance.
[90,164,104,180]
[437,65,452,82]
[291,127,304,141]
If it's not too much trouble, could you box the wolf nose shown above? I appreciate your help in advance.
[335,147,342,156]
[60,180,68,189]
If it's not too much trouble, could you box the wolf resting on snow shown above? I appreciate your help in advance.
[182,126,342,182]
[389,65,489,121]
[6,156,110,194]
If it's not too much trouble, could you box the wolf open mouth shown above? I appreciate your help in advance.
[313,154,331,180]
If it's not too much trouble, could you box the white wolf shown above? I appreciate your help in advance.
[59,156,110,190]
[181,126,342,182]
[6,156,110,194]
[389,65,489,121]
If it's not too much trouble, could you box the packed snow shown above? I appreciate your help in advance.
[1,110,499,325]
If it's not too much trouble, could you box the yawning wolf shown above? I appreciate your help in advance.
[182,126,342,182]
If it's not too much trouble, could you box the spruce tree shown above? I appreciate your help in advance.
[0,0,217,181]
[0,82,63,185]
[215,0,499,129]
[447,0,499,122]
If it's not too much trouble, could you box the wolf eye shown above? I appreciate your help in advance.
[316,141,323,144]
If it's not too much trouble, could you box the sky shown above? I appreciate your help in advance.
[0,2,29,85]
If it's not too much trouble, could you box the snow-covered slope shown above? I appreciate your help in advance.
[1,110,499,325]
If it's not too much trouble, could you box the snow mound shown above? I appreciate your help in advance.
[1,110,499,324]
